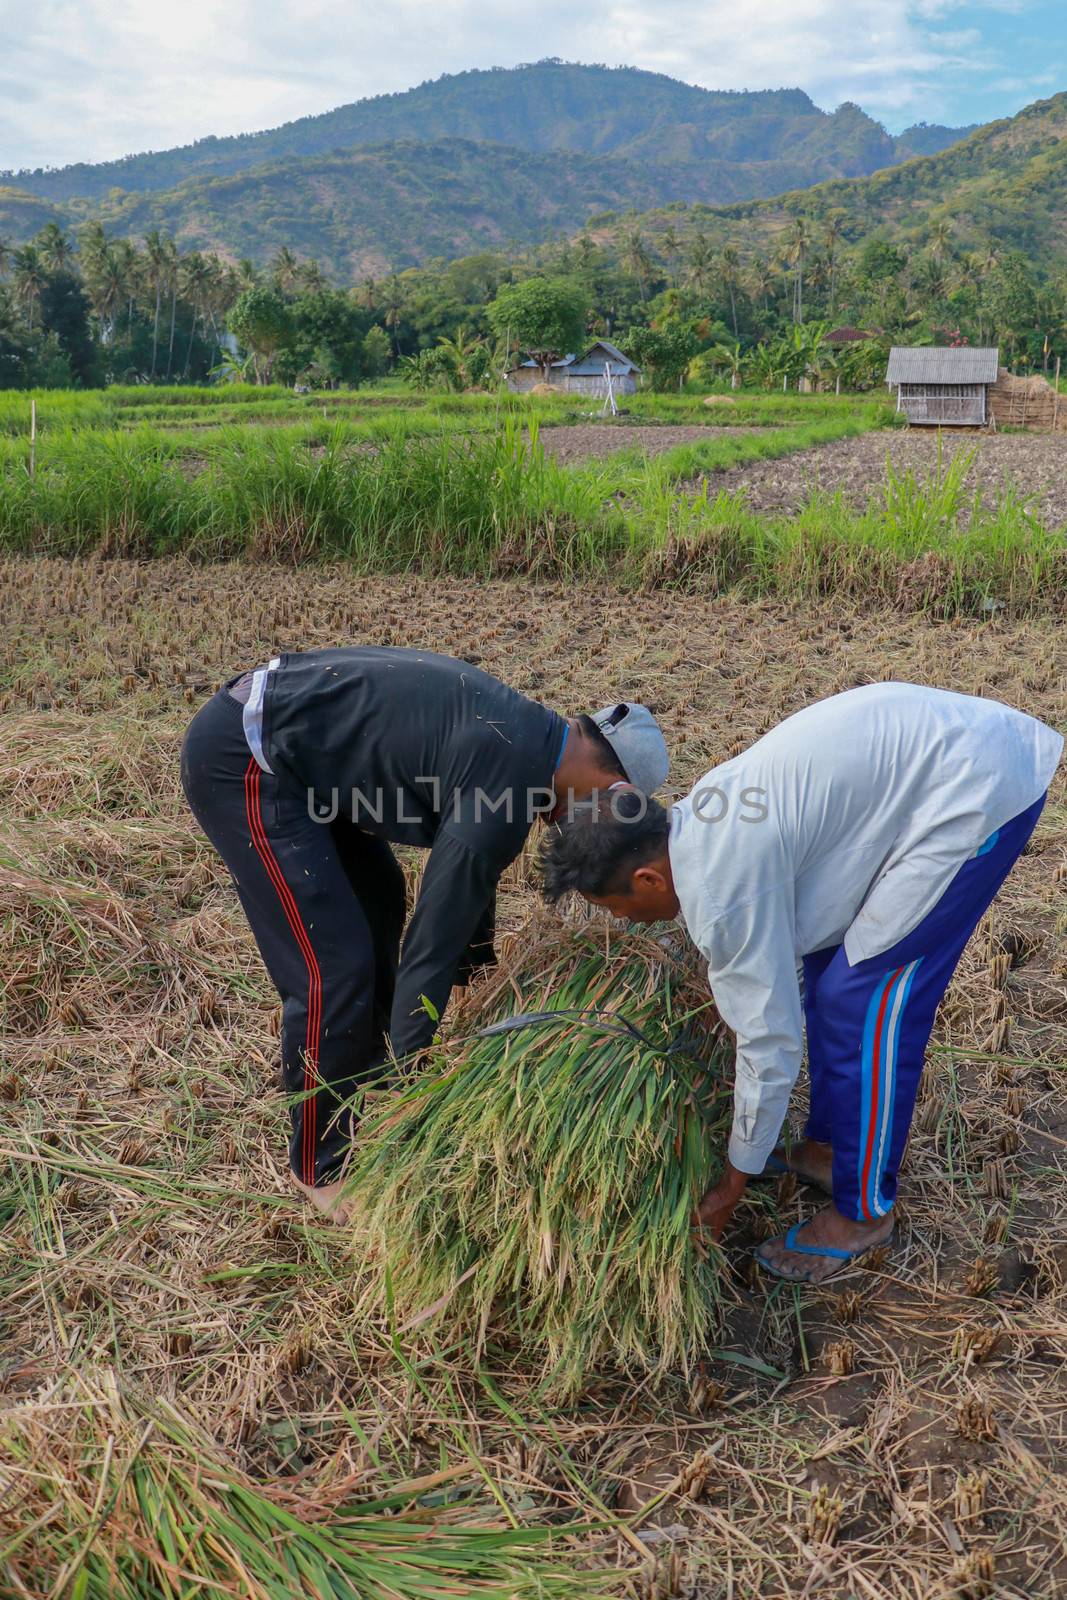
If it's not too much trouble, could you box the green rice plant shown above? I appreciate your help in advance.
[0,1377,606,1598]
[348,917,731,1398]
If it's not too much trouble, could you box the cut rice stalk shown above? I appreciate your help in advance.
[0,1376,608,1598]
[348,916,732,1397]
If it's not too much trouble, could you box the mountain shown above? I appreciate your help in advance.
[0,120,981,282]
[582,92,1067,270]
[3,64,969,205]
[0,63,977,276]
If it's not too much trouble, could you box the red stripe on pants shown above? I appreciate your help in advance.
[243,758,322,1185]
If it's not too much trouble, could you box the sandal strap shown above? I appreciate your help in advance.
[781,1223,853,1260]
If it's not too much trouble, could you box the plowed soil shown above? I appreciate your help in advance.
[701,427,1067,525]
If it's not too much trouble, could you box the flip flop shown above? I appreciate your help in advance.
[754,1222,892,1285]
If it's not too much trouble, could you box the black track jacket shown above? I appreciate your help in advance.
[256,647,566,1057]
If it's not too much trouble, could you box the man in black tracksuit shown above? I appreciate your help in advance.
[180,647,669,1216]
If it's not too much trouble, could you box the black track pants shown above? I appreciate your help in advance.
[180,687,407,1185]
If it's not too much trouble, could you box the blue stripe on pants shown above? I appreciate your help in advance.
[803,793,1046,1221]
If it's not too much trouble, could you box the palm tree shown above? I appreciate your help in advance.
[576,234,597,272]
[358,276,378,311]
[143,230,169,378]
[929,219,954,265]
[236,258,259,291]
[296,259,327,294]
[111,239,141,337]
[35,221,73,273]
[180,251,212,377]
[382,275,406,357]
[685,233,715,297]
[661,226,681,286]
[0,237,10,280]
[719,244,742,338]
[747,255,774,312]
[12,245,45,330]
[85,242,128,344]
[787,217,808,324]
[270,246,299,293]
[623,228,653,300]
[78,221,108,278]
[823,212,844,314]
[163,237,180,380]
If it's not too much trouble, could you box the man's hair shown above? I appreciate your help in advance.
[576,713,627,781]
[540,788,671,904]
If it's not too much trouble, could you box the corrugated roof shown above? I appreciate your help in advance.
[886,346,999,385]
[514,339,640,374]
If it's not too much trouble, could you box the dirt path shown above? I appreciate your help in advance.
[702,427,1067,525]
[538,422,771,464]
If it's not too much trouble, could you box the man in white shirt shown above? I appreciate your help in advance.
[541,683,1062,1284]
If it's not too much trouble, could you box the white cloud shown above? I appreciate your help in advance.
[0,0,1047,172]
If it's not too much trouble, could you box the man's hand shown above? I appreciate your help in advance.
[694,1161,749,1242]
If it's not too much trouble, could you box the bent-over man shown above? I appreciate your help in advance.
[181,646,668,1218]
[541,683,1062,1283]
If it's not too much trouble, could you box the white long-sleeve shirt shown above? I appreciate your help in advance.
[669,684,1063,1175]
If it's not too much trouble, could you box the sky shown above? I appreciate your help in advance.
[0,0,1064,173]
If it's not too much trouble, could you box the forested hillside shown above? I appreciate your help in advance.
[0,63,973,272]
[584,93,1067,273]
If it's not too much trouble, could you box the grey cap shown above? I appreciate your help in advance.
[588,702,669,796]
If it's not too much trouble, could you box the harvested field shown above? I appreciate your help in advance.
[538,423,772,464]
[2,557,1066,1596]
[704,427,1067,525]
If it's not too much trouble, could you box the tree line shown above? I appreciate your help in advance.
[0,207,1063,391]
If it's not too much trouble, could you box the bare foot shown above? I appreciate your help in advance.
[774,1138,834,1194]
[755,1203,894,1284]
[289,1172,354,1225]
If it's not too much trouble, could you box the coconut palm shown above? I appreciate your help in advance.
[143,230,169,378]
[661,226,681,286]
[0,237,10,279]
[12,245,46,330]
[685,233,715,297]
[35,222,73,273]
[787,216,808,324]
[929,218,954,265]
[747,255,774,312]
[296,259,327,294]
[84,242,128,344]
[180,251,213,377]
[162,237,180,380]
[719,245,742,338]
[623,228,653,300]
[823,211,845,313]
[382,275,406,357]
[269,246,299,293]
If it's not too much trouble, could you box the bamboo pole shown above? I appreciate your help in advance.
[28,399,36,480]
[1054,357,1061,434]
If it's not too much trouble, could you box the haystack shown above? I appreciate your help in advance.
[348,916,731,1396]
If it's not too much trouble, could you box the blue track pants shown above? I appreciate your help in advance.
[803,794,1045,1222]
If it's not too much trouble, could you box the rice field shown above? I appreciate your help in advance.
[2,552,1065,1596]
